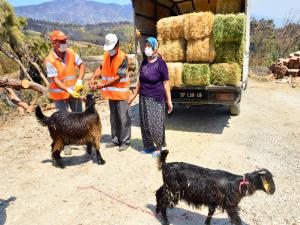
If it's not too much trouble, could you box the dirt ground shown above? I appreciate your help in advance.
[0,78,299,225]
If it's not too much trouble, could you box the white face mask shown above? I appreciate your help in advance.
[108,49,116,56]
[145,47,153,57]
[59,43,67,52]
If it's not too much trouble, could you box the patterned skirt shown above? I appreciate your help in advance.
[139,95,166,149]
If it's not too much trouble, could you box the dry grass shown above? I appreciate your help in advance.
[184,12,214,40]
[213,13,246,45]
[167,63,183,89]
[183,63,210,86]
[186,38,216,63]
[216,0,242,14]
[157,15,185,41]
[210,63,241,86]
[159,39,186,62]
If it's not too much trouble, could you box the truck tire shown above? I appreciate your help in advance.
[230,103,240,116]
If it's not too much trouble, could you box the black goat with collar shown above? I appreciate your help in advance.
[156,150,275,225]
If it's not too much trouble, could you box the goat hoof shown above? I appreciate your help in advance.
[56,159,65,169]
[98,160,106,165]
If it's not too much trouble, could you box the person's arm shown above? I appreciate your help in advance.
[128,79,140,104]
[160,60,173,114]
[74,54,85,91]
[89,66,102,88]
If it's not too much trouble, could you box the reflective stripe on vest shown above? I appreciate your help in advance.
[101,75,129,83]
[49,75,77,83]
[102,87,129,92]
[45,49,78,100]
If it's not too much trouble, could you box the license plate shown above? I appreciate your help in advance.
[172,90,207,99]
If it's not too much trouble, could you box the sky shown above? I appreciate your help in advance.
[8,0,300,26]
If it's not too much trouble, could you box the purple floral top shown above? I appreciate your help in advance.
[139,57,169,104]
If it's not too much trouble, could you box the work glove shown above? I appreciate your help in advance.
[75,79,84,92]
[67,88,80,98]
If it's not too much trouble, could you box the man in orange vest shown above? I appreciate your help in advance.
[45,30,85,112]
[89,34,131,151]
[45,30,85,155]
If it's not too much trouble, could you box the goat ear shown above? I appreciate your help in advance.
[260,176,271,193]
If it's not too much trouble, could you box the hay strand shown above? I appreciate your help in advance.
[210,63,241,86]
[184,12,215,40]
[167,63,183,89]
[157,15,184,41]
[159,39,186,62]
[186,38,216,63]
[183,64,210,86]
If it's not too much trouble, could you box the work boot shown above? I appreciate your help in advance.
[63,146,72,155]
[119,144,129,152]
[105,142,118,148]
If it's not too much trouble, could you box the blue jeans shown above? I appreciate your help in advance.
[54,97,83,112]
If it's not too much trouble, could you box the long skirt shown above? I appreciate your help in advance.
[139,95,166,149]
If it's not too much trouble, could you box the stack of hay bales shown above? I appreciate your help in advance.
[157,11,246,88]
[212,13,245,86]
[184,12,215,63]
[157,15,185,62]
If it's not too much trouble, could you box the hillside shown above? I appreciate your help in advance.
[15,0,133,24]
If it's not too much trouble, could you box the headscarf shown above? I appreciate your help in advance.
[145,37,158,50]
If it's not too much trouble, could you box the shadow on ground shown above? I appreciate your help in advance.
[0,197,16,225]
[131,103,231,134]
[146,204,249,225]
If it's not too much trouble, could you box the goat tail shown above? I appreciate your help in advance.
[35,106,49,126]
[157,150,169,171]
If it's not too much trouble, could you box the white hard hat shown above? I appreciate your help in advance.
[104,33,118,51]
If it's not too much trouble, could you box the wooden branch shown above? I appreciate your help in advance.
[29,61,49,86]
[0,77,47,94]
[0,45,33,82]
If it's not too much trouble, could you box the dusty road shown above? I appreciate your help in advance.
[0,78,299,225]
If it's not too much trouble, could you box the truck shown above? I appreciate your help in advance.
[131,0,250,116]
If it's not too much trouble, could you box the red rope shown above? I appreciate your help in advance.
[77,185,226,221]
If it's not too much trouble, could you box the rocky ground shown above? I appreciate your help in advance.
[0,78,299,225]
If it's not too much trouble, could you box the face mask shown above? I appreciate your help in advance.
[144,47,153,57]
[108,49,116,56]
[59,43,67,52]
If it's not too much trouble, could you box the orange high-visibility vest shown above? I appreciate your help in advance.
[45,48,78,100]
[101,50,130,101]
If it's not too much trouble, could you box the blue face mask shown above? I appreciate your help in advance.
[108,49,116,56]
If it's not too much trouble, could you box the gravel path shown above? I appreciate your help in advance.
[0,78,299,225]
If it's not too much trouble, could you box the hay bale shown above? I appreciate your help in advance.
[167,63,183,89]
[159,39,186,62]
[216,0,242,14]
[213,13,246,45]
[183,64,210,86]
[210,63,241,86]
[187,38,216,63]
[157,15,184,41]
[184,12,214,40]
[215,42,244,65]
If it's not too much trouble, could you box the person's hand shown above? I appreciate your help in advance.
[136,29,141,39]
[167,100,173,114]
[75,79,84,92]
[67,88,80,98]
[128,95,136,105]
[92,83,104,90]
[89,77,95,89]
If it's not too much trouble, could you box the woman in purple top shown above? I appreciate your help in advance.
[129,37,173,157]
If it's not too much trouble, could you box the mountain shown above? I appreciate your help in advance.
[15,0,133,25]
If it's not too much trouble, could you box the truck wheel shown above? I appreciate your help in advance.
[230,103,240,116]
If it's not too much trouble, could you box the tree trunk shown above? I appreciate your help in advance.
[0,46,33,82]
[0,77,47,94]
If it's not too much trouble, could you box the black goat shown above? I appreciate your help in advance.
[156,150,275,225]
[35,94,105,168]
